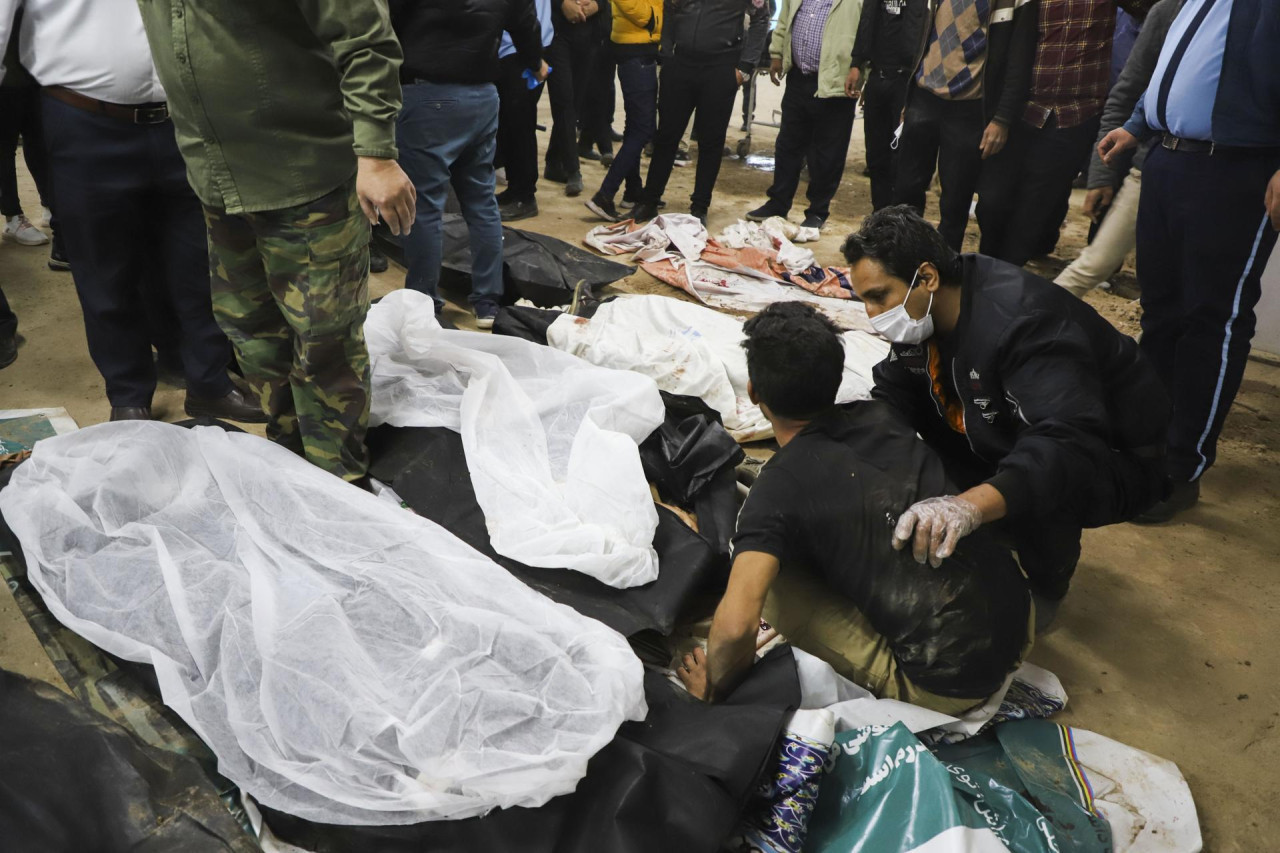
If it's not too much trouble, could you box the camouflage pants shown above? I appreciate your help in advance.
[204,181,371,481]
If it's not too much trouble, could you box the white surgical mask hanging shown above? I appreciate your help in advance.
[869,267,935,344]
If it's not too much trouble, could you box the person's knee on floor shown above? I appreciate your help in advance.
[842,206,1170,604]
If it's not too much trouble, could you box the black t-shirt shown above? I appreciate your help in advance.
[731,401,1029,697]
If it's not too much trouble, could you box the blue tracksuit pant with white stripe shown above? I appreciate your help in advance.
[1136,143,1280,482]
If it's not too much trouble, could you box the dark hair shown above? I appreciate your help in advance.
[741,303,844,420]
[841,205,960,284]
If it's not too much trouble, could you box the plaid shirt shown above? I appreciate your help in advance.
[790,0,837,73]
[1023,0,1154,129]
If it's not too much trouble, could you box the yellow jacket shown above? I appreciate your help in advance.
[611,0,662,46]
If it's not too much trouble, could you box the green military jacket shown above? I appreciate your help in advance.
[137,0,403,214]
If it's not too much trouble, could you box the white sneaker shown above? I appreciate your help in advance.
[40,207,52,228]
[3,215,50,247]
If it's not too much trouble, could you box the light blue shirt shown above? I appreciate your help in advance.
[1124,0,1233,142]
[500,0,555,59]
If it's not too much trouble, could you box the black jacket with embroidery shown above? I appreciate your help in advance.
[871,254,1169,523]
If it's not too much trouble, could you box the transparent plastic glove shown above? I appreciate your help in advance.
[892,496,982,568]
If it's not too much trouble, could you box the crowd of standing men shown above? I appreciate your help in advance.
[0,0,1277,533]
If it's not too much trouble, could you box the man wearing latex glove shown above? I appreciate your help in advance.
[677,302,1031,713]
[137,0,415,483]
[843,206,1170,624]
[892,494,982,568]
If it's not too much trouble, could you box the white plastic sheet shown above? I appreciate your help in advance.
[0,422,647,824]
[546,295,890,442]
[366,288,664,589]
[1072,729,1203,852]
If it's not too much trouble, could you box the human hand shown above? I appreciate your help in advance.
[356,157,416,236]
[979,121,1008,160]
[736,68,748,86]
[1266,169,1280,231]
[561,0,585,21]
[1082,186,1115,223]
[533,59,551,83]
[1097,127,1137,167]
[845,66,862,99]
[769,57,783,86]
[892,495,983,568]
[676,647,710,701]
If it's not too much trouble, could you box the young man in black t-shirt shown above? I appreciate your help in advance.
[676,303,1031,713]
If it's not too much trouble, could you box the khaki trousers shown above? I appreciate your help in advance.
[762,563,1034,715]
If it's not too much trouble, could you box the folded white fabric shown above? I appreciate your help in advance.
[547,295,889,442]
[366,289,664,589]
[0,422,647,824]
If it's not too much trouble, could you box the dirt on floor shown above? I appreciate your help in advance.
[1,85,1277,850]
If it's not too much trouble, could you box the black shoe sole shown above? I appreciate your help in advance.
[184,402,270,424]
[500,207,538,222]
[585,199,621,222]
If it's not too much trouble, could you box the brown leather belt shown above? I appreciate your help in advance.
[44,85,170,125]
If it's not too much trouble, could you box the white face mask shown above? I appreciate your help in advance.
[869,267,934,344]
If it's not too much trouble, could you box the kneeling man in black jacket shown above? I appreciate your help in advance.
[843,206,1170,625]
[676,303,1031,713]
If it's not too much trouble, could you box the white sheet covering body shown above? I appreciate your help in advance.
[0,422,647,824]
[546,295,890,442]
[366,288,664,588]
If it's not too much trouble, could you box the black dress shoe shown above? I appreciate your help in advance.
[689,205,708,226]
[566,172,584,197]
[746,202,786,222]
[499,199,539,222]
[1133,479,1200,524]
[185,387,269,423]
[48,236,71,271]
[800,214,827,230]
[369,249,389,274]
[0,335,16,370]
[629,202,660,223]
[110,406,152,421]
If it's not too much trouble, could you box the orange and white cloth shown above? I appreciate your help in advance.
[584,214,875,332]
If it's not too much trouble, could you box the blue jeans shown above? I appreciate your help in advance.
[396,81,503,309]
[599,54,657,200]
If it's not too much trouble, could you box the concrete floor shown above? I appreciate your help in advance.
[2,86,1277,850]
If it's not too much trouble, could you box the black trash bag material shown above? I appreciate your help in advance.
[366,425,722,636]
[0,668,258,853]
[375,215,633,307]
[259,648,801,853]
[640,393,745,557]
